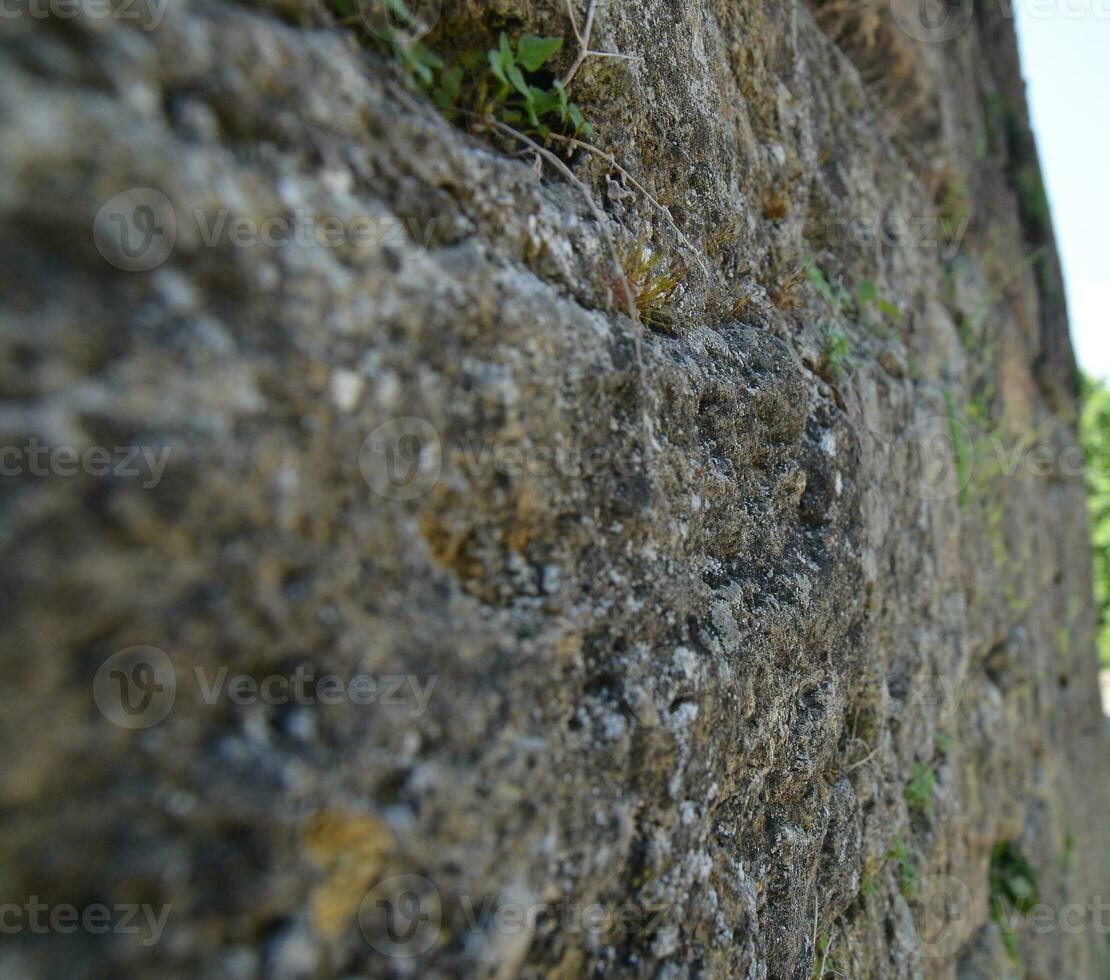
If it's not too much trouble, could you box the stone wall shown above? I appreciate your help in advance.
[2,0,1108,977]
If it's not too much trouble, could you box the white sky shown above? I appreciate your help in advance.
[1015,2,1110,380]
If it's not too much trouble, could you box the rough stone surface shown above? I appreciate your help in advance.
[2,0,1109,978]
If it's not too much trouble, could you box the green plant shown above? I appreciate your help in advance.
[811,932,841,979]
[434,32,591,138]
[855,278,902,322]
[821,326,853,377]
[771,265,807,311]
[619,239,685,330]
[904,762,937,819]
[943,388,972,508]
[936,731,951,756]
[1060,827,1074,871]
[484,32,590,136]
[806,256,850,315]
[929,165,971,245]
[802,256,900,365]
[989,841,1038,965]
[888,836,919,898]
[804,258,900,324]
[1081,373,1110,669]
[331,0,591,140]
[327,0,445,87]
[990,841,1039,914]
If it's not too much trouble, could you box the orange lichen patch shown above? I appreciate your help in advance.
[303,811,393,940]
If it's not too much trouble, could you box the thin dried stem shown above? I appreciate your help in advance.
[561,0,638,87]
[461,112,658,471]
[562,0,597,85]
[546,132,709,280]
[845,744,878,772]
[817,925,837,978]
[463,113,636,321]
[564,0,585,43]
[812,894,819,960]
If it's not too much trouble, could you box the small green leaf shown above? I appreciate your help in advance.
[553,80,569,122]
[568,102,586,132]
[530,86,562,119]
[414,44,443,69]
[876,298,902,320]
[506,64,530,99]
[384,0,419,28]
[516,34,564,71]
[399,44,440,88]
[459,49,485,71]
[433,65,463,109]
[856,279,877,303]
[488,39,511,85]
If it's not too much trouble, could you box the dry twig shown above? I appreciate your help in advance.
[562,0,639,88]
[546,132,709,280]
